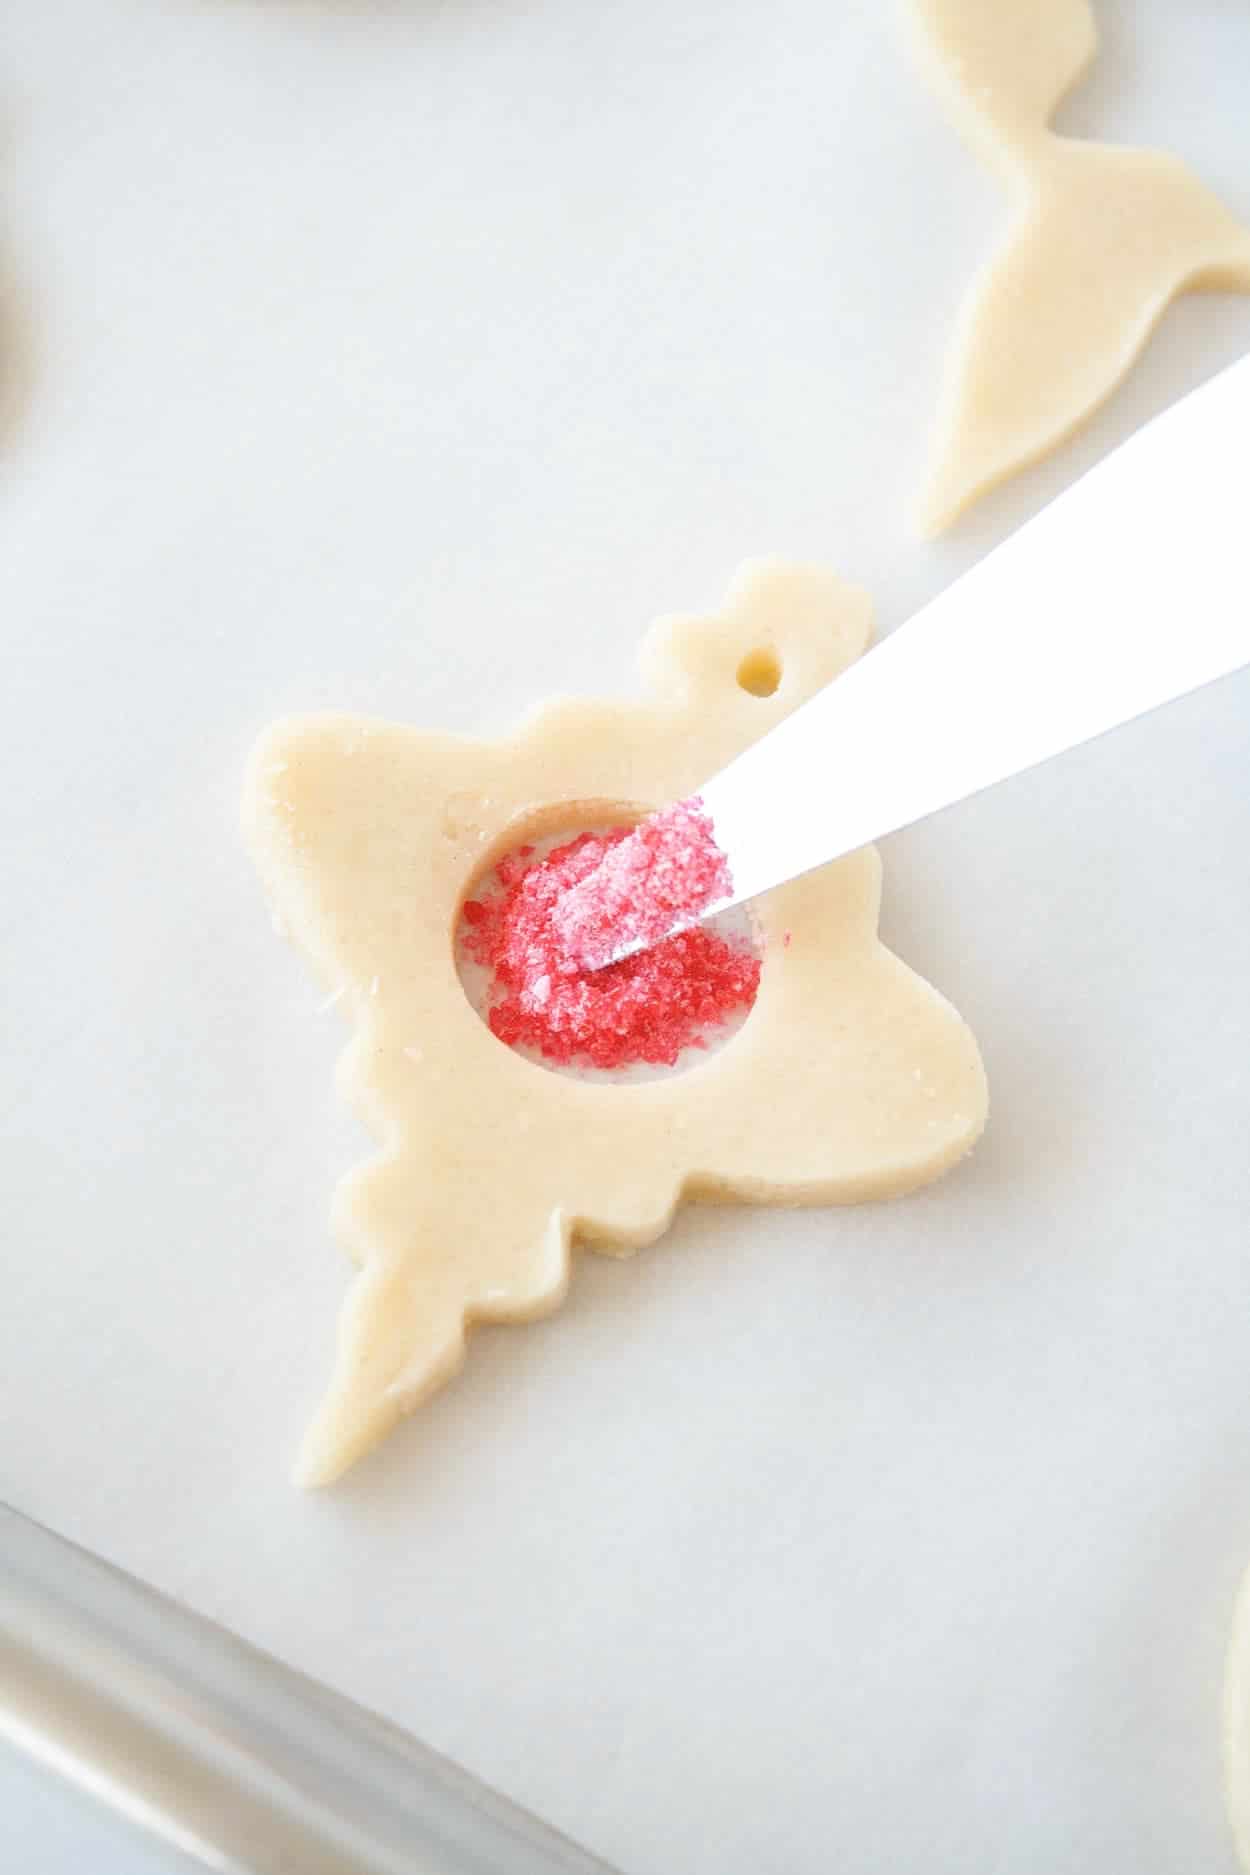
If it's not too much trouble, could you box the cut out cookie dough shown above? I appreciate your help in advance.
[244,563,988,1486]
[911,0,1250,534]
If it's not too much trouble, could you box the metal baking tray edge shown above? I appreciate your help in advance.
[0,1501,620,1875]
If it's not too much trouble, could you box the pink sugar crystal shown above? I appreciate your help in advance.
[460,819,756,1072]
[549,796,733,973]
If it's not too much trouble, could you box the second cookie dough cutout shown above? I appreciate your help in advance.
[911,0,1250,534]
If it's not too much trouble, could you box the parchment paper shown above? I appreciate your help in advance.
[3,4,1250,1871]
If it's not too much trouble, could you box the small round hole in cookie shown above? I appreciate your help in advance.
[736,647,782,697]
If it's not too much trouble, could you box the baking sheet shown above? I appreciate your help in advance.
[2,2,1250,1871]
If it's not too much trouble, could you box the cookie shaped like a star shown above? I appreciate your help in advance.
[244,563,987,1486]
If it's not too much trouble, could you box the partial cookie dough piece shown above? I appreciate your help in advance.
[244,563,987,1487]
[911,0,1250,534]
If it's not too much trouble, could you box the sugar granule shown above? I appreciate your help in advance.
[550,796,733,973]
[460,823,758,1072]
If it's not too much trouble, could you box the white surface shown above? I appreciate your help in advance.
[707,354,1250,911]
[1,4,1248,1874]
[0,1746,190,1875]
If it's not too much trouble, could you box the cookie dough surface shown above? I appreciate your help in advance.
[912,0,1250,533]
[244,563,987,1486]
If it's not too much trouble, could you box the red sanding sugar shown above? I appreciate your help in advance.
[460,822,758,1072]
[550,796,733,972]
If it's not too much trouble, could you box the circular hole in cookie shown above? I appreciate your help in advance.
[454,804,761,1084]
[736,647,782,697]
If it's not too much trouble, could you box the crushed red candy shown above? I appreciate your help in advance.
[460,820,757,1072]
[550,796,733,972]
